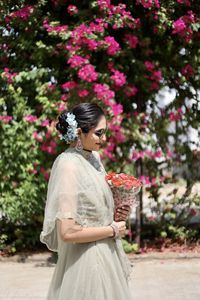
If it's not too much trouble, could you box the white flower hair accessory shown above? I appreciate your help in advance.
[59,112,78,144]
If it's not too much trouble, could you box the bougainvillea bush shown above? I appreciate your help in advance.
[0,0,199,253]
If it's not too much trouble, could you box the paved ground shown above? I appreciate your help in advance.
[0,253,200,300]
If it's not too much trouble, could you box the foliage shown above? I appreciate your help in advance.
[122,239,139,253]
[0,0,199,251]
[143,183,200,242]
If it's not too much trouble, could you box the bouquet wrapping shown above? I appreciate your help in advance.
[105,172,142,208]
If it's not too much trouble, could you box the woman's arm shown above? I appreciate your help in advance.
[57,219,126,243]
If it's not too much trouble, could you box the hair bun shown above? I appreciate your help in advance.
[56,111,69,135]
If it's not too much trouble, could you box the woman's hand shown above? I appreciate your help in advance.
[113,221,126,238]
[114,205,131,222]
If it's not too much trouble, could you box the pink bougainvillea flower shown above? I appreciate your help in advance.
[111,103,123,116]
[151,70,162,81]
[78,64,98,82]
[85,39,99,51]
[93,83,115,103]
[78,89,89,97]
[104,36,121,55]
[181,64,194,78]
[41,140,57,155]
[172,18,186,34]
[125,34,139,48]
[150,82,160,91]
[24,115,38,123]
[61,81,78,90]
[67,55,88,68]
[144,61,155,71]
[43,19,68,33]
[40,119,50,127]
[166,148,174,158]
[176,0,191,6]
[97,0,111,10]
[169,109,183,121]
[32,131,43,142]
[47,84,56,92]
[136,0,160,9]
[67,5,78,15]
[89,19,105,32]
[115,132,126,143]
[0,115,13,123]
[125,85,138,97]
[57,102,66,112]
[5,5,34,24]
[40,167,50,181]
[110,70,126,87]
[60,94,69,102]
[153,150,162,158]
[3,68,17,83]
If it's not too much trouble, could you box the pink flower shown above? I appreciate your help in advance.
[103,141,116,161]
[32,131,43,142]
[115,132,126,142]
[97,0,111,10]
[177,107,182,113]
[83,39,99,51]
[166,148,173,158]
[176,0,191,6]
[93,83,115,102]
[67,5,78,15]
[57,102,66,112]
[78,89,89,97]
[60,94,69,102]
[169,110,182,121]
[0,115,13,123]
[125,34,139,48]
[89,19,105,32]
[40,167,50,181]
[3,68,17,83]
[111,103,123,116]
[5,5,34,23]
[40,119,50,127]
[67,55,88,68]
[41,140,57,155]
[110,70,126,87]
[125,85,138,97]
[153,150,162,158]
[139,176,151,185]
[144,61,155,71]
[136,0,160,9]
[24,115,38,123]
[181,64,194,79]
[104,36,120,55]
[150,82,160,91]
[43,19,68,33]
[172,19,186,34]
[78,64,98,82]
[150,70,162,82]
[61,81,78,90]
[47,84,56,92]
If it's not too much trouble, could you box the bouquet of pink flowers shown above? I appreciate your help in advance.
[105,172,142,208]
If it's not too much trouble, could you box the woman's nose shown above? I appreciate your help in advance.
[101,133,106,143]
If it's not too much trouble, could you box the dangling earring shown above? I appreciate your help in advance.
[75,137,83,152]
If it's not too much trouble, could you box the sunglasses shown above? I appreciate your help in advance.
[94,128,107,138]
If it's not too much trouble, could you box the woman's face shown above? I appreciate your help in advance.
[80,115,107,151]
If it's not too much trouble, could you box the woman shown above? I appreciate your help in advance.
[40,102,132,300]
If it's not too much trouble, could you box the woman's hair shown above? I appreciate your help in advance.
[56,102,105,135]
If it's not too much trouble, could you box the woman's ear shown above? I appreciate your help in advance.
[76,128,82,136]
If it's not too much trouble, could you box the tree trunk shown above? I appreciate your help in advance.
[135,159,143,249]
